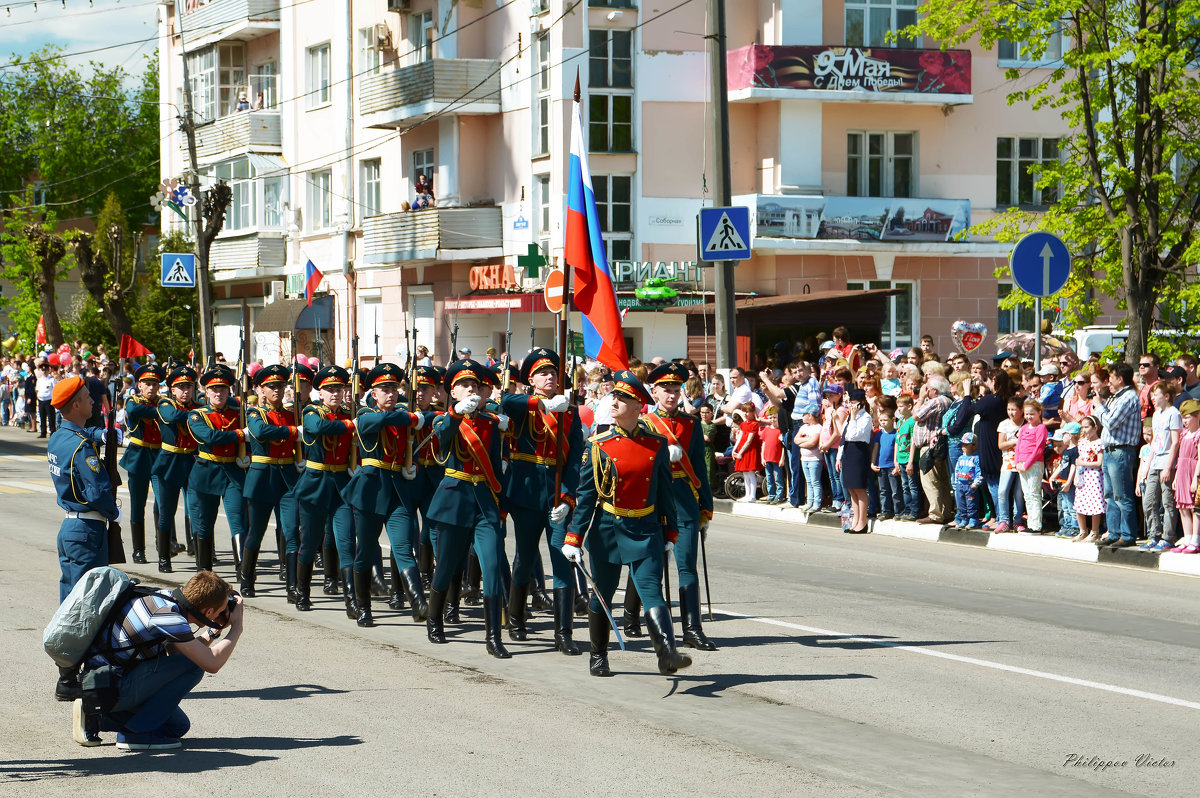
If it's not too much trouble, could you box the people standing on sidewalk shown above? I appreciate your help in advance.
[838,388,874,533]
[732,403,760,502]
[759,408,785,504]
[1172,400,1200,553]
[1139,382,1182,550]
[37,363,58,437]
[1013,399,1049,534]
[1095,364,1142,547]
[1049,423,1080,538]
[1072,416,1106,542]
[996,397,1026,533]
[794,404,823,514]
[911,377,953,524]
[952,433,984,529]
[819,384,848,512]
[895,395,919,521]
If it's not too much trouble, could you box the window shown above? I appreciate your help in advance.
[358,27,384,76]
[250,61,277,109]
[845,0,919,49]
[588,30,633,153]
[307,169,333,230]
[28,180,47,206]
[361,296,382,359]
[592,175,632,262]
[998,22,1064,65]
[263,176,287,228]
[412,148,435,187]
[998,282,1056,335]
[847,132,915,197]
[205,158,289,232]
[533,32,551,156]
[589,29,632,88]
[847,280,915,349]
[536,174,552,254]
[996,136,1060,208]
[589,0,635,6]
[307,43,331,108]
[361,159,382,218]
[186,43,245,122]
[589,95,633,153]
[411,12,434,64]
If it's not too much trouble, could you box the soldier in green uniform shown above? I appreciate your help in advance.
[153,365,198,572]
[119,363,165,564]
[186,365,249,572]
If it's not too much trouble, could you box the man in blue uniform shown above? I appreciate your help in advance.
[500,348,583,653]
[563,370,692,678]
[120,363,165,565]
[642,361,717,650]
[153,365,198,573]
[48,374,120,700]
[186,365,249,573]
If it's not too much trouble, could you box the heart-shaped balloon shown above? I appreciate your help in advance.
[951,320,987,354]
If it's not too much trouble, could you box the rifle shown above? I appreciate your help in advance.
[500,306,513,395]
[349,333,360,471]
[236,311,248,465]
[448,296,461,364]
[104,362,126,565]
[292,357,303,465]
[404,325,416,470]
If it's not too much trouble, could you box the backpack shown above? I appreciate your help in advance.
[43,566,157,669]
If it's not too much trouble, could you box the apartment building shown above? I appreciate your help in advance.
[156,0,1079,367]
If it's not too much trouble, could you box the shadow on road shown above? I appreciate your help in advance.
[0,433,47,458]
[0,751,275,781]
[190,683,350,701]
[666,671,875,699]
[725,634,1006,651]
[187,734,362,751]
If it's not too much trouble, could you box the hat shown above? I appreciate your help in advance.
[290,362,315,384]
[443,359,497,392]
[314,365,349,390]
[254,363,290,386]
[1063,421,1082,435]
[50,375,85,409]
[799,403,820,416]
[134,363,165,383]
[167,365,197,387]
[992,351,1014,363]
[367,362,405,388]
[1051,428,1067,441]
[822,383,844,395]
[961,432,977,445]
[610,369,650,404]
[1182,399,1200,417]
[847,388,867,402]
[199,365,235,389]
[889,348,906,360]
[820,341,836,350]
[647,361,689,386]
[1037,363,1060,377]
[457,348,472,358]
[1164,365,1186,380]
[520,348,559,384]
[493,359,520,387]
[413,364,440,389]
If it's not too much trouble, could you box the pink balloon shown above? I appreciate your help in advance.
[294,354,306,365]
[46,353,59,366]
[306,355,320,369]
[247,362,262,377]
[58,343,71,355]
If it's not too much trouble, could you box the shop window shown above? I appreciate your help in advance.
[847,280,915,349]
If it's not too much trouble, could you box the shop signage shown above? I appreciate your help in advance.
[728,45,971,96]
[617,296,707,312]
[613,260,700,286]
[469,263,519,291]
[753,195,970,242]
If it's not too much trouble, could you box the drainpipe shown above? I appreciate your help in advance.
[343,0,356,362]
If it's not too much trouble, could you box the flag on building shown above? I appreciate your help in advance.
[304,259,323,307]
[119,334,152,359]
[565,80,629,371]
[35,315,46,345]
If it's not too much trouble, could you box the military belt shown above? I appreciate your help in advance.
[65,510,108,522]
[600,502,655,518]
[251,455,294,466]
[445,468,488,484]
[361,457,403,471]
[160,442,196,455]
[199,451,236,463]
[306,460,348,472]
[127,437,160,450]
[511,452,557,466]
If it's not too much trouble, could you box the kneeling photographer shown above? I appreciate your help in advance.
[74,570,244,751]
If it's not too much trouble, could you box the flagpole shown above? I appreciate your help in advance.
[552,75,582,502]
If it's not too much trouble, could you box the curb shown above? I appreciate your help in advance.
[714,498,1200,577]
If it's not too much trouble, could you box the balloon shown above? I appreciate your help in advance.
[46,353,59,366]
[306,355,320,369]
[951,320,988,354]
[247,362,262,378]
[295,354,307,365]
[58,343,71,355]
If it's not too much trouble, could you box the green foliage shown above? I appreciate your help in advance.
[131,230,199,361]
[0,189,72,348]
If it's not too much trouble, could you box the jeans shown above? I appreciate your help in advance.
[998,470,1026,526]
[102,653,204,737]
[954,482,980,526]
[1103,445,1139,541]
[899,466,921,517]
[1057,488,1078,532]
[38,398,56,435]
[787,440,805,507]
[1142,468,1178,544]
[877,470,902,517]
[867,469,880,516]
[983,473,1000,521]
[1018,462,1045,532]
[823,449,844,507]
[0,397,10,426]
[801,459,823,510]
[763,462,784,501]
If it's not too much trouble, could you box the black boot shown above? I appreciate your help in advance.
[574,568,590,616]
[645,605,692,676]
[276,530,287,582]
[295,561,314,611]
[622,571,643,637]
[588,610,613,677]
[321,546,340,595]
[506,579,530,641]
[399,567,429,622]
[130,521,147,564]
[530,575,552,612]
[156,525,173,573]
[285,552,299,604]
[553,587,581,655]
[426,588,448,643]
[231,533,244,573]
[371,560,389,598]
[680,583,718,651]
[353,571,374,627]
[483,595,511,659]
[418,539,434,590]
[444,573,463,624]
[341,566,358,620]
[55,664,82,701]
[240,548,259,598]
[181,513,193,556]
[195,537,214,572]
[463,551,482,605]
[387,556,405,611]
[314,548,323,569]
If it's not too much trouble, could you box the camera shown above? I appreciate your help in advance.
[215,591,240,629]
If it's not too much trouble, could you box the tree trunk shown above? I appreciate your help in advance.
[25,225,66,348]
[69,234,134,343]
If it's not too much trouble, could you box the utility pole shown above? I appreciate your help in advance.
[707,0,737,369]
[177,9,215,366]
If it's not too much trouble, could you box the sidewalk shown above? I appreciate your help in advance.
[715,498,1200,578]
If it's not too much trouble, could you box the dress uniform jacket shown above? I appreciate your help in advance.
[641,409,714,525]
[243,404,300,501]
[49,418,119,599]
[341,405,423,516]
[293,403,356,505]
[187,402,245,496]
[426,410,506,529]
[118,395,160,479]
[153,397,197,488]
[500,394,583,512]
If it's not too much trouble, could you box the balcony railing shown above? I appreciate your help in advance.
[737,193,971,243]
[192,110,281,162]
[178,0,280,45]
[727,45,972,105]
[209,231,286,275]
[363,207,503,264]
[359,59,501,128]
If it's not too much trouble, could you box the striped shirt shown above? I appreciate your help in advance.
[85,590,195,675]
[1097,386,1142,447]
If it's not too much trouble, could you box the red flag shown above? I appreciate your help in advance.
[35,315,46,344]
[119,334,152,359]
[188,347,195,363]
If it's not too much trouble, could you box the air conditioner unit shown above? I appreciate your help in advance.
[372,22,393,50]
[387,0,411,12]
[270,280,285,302]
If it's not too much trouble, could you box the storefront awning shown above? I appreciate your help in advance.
[445,294,549,314]
[254,295,334,332]
[663,288,903,315]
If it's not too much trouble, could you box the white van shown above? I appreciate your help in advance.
[1065,326,1128,361]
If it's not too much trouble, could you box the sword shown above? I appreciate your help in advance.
[663,550,672,609]
[700,528,713,622]
[573,558,625,651]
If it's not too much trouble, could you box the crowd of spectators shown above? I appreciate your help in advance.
[1,341,130,436]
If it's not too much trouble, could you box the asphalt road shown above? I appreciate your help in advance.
[1,424,1197,797]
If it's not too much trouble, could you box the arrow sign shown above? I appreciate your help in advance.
[1009,232,1070,298]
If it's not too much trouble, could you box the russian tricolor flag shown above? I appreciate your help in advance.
[565,90,629,371]
[304,259,323,307]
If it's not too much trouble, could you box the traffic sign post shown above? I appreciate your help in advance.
[1009,232,1071,370]
[698,206,751,262]
[161,253,197,288]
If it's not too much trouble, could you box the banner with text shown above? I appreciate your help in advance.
[728,45,971,95]
[753,196,970,242]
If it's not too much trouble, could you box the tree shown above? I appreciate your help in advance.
[65,193,137,346]
[907,0,1200,364]
[0,190,72,348]
[130,230,203,362]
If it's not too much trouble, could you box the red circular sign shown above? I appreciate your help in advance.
[543,268,565,313]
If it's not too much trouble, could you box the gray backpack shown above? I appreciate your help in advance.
[43,566,150,668]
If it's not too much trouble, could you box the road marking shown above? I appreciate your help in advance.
[716,609,1200,712]
[5,480,56,494]
[0,485,33,494]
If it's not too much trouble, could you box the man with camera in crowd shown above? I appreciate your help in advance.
[73,570,244,751]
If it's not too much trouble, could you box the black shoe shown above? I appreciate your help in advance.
[295,561,314,612]
[621,572,643,637]
[321,546,340,595]
[239,548,259,598]
[195,537,214,573]
[341,566,358,620]
[418,540,434,590]
[370,570,389,599]
[553,587,581,656]
[463,552,482,606]
[574,568,590,616]
[483,595,511,659]
[276,529,287,582]
[387,556,405,611]
[285,552,299,604]
[680,584,718,651]
[645,605,692,675]
[130,521,147,564]
[529,577,552,612]
[588,610,613,677]
[156,525,173,573]
[399,567,429,622]
[506,580,530,641]
[426,588,448,644]
[131,549,147,565]
[353,571,375,627]
[1110,538,1138,548]
[55,666,81,702]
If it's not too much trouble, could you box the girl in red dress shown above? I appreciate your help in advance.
[732,402,761,502]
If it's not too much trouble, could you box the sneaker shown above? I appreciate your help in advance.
[832,501,843,512]
[1150,540,1172,552]
[1139,539,1160,551]
[1015,525,1027,533]
[72,699,101,747]
[116,731,182,751]
[994,522,1010,534]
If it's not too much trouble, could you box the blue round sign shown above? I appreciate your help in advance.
[1009,232,1071,298]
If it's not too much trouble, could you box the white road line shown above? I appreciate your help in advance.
[716,609,1200,712]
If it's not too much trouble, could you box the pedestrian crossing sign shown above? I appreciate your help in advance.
[160,253,196,288]
[698,206,751,262]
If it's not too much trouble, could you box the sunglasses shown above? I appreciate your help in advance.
[1074,380,1088,385]
[1139,363,1153,367]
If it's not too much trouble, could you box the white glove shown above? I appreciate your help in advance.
[668,444,684,463]
[235,456,251,469]
[543,394,570,413]
[497,413,510,432]
[561,543,583,563]
[412,412,425,430]
[700,522,709,544]
[401,464,417,481]
[549,503,570,524]
[454,395,481,415]
[665,540,675,554]
[114,506,123,523]
[502,459,509,474]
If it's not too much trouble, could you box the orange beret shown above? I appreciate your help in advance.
[51,375,86,409]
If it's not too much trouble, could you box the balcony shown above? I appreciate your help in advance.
[727,45,972,106]
[192,110,281,162]
[359,59,501,129]
[178,0,280,50]
[362,207,503,264]
[209,231,286,278]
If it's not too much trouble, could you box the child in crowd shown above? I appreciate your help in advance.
[894,394,919,521]
[995,397,1026,533]
[1139,381,1182,550]
[759,407,785,503]
[1050,422,1081,538]
[1072,415,1106,542]
[794,404,823,514]
[873,405,901,520]
[952,432,984,529]
[1172,399,1200,553]
[732,402,761,502]
[699,403,717,491]
[1014,399,1049,534]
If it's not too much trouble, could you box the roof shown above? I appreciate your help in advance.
[254,295,335,332]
